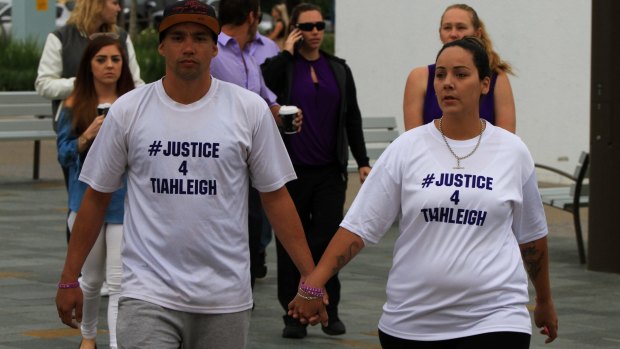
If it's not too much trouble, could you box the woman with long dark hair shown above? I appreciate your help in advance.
[56,35,134,349]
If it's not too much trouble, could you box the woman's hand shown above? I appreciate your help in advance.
[82,115,105,142]
[77,115,105,152]
[358,166,371,183]
[273,106,304,133]
[283,28,304,55]
[293,109,303,133]
[534,298,558,343]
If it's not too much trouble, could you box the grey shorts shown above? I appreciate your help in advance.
[117,297,251,349]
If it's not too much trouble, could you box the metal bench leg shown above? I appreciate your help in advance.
[33,140,41,180]
[573,208,586,264]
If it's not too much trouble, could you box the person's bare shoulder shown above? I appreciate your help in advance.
[403,66,430,130]
[408,65,429,80]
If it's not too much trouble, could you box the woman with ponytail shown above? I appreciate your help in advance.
[403,4,516,133]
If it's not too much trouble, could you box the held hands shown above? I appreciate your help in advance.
[288,281,328,327]
[284,29,304,55]
[534,298,558,343]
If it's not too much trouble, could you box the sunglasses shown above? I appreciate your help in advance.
[296,21,326,32]
[89,32,120,40]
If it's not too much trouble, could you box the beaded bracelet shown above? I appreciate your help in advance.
[297,288,322,299]
[299,282,324,298]
[58,281,80,289]
[296,292,321,301]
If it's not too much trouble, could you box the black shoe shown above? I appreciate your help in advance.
[321,316,346,336]
[282,315,307,339]
[256,251,267,278]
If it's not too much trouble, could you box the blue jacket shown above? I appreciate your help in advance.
[56,107,126,223]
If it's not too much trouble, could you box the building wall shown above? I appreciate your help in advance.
[11,1,56,47]
[335,0,591,176]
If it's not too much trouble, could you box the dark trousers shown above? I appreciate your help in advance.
[378,330,531,349]
[248,185,263,289]
[276,164,346,316]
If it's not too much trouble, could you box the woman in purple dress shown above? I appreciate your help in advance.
[403,4,516,132]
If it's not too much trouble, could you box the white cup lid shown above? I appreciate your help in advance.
[279,105,299,115]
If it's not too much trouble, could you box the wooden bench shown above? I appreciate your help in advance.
[536,152,589,264]
[0,91,55,180]
[348,116,399,172]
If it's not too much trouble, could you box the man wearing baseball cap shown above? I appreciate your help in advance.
[55,1,323,348]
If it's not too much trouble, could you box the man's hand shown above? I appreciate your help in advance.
[56,287,83,328]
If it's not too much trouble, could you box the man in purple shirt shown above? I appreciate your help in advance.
[250,33,281,65]
[210,0,279,117]
[210,0,296,290]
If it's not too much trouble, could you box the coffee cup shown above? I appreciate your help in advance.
[97,103,112,117]
[279,105,299,134]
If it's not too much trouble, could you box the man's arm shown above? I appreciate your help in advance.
[520,236,558,343]
[56,187,112,327]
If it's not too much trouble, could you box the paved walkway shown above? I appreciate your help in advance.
[1,140,619,348]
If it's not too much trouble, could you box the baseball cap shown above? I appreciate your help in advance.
[159,1,220,39]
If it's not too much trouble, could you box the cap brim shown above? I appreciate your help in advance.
[159,14,220,36]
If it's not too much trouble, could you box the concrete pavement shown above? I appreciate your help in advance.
[1,139,619,348]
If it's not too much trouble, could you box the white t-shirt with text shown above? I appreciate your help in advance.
[80,78,296,313]
[342,122,547,340]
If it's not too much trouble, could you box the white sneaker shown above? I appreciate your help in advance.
[100,281,109,297]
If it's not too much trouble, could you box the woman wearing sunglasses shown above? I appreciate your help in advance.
[261,2,371,340]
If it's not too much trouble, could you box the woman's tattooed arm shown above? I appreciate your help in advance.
[520,241,544,280]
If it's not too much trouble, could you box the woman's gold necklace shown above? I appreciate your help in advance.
[438,117,486,169]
